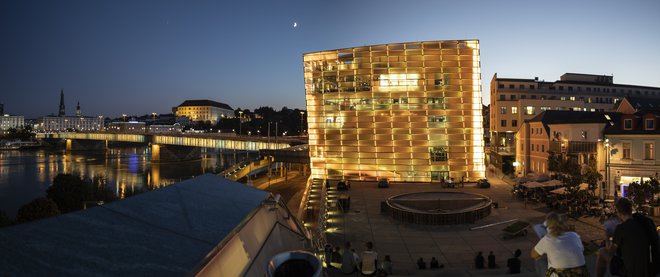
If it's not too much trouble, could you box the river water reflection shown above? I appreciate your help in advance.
[0,147,244,217]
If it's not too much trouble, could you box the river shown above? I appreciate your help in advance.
[0,146,247,218]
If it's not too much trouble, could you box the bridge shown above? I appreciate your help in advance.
[36,132,304,162]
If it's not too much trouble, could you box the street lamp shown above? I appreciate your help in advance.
[300,111,305,136]
[239,111,244,134]
[513,161,520,177]
[605,138,610,200]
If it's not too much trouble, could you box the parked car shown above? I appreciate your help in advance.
[378,179,389,188]
[477,179,490,188]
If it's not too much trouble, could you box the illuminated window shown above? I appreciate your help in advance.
[511,107,518,114]
[645,143,654,160]
[429,116,447,123]
[524,106,535,115]
[623,143,631,159]
[430,147,448,162]
[500,107,507,114]
[570,96,575,101]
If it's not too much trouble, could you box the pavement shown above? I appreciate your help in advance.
[323,173,609,276]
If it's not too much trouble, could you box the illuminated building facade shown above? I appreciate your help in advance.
[490,73,660,173]
[304,40,485,182]
[0,115,24,131]
[39,116,104,132]
[174,100,234,124]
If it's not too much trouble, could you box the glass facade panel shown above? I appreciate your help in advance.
[304,40,485,182]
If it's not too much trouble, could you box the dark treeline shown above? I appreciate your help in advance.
[197,106,307,136]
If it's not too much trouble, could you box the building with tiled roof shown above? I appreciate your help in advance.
[174,99,234,124]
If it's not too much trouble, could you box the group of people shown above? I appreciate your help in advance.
[416,257,444,269]
[474,250,522,274]
[531,198,659,277]
[325,241,392,276]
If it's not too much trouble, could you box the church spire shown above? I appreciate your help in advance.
[58,89,66,117]
[76,101,81,117]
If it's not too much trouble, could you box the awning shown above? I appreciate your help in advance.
[550,183,589,194]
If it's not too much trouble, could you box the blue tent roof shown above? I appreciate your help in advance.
[0,174,269,276]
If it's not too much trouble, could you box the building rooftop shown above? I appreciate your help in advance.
[527,110,616,125]
[0,174,269,276]
[495,73,660,90]
[178,100,233,111]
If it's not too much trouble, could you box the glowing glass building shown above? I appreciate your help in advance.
[304,40,485,182]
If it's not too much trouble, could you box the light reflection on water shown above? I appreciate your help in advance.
[0,147,242,217]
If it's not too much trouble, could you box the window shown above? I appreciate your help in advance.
[430,147,448,162]
[510,94,517,100]
[646,119,655,130]
[511,107,518,114]
[521,95,526,99]
[542,145,545,152]
[428,116,447,123]
[624,119,633,130]
[501,120,507,127]
[645,143,654,160]
[500,107,507,114]
[529,85,535,89]
[498,84,504,89]
[531,128,535,134]
[538,128,542,134]
[531,95,537,99]
[519,85,525,89]
[525,106,535,115]
[623,143,631,159]
[570,96,576,101]
[500,95,505,101]
[568,86,573,91]
[581,130,588,139]
[512,120,517,127]
[509,84,514,89]
[560,96,566,101]
[559,86,564,90]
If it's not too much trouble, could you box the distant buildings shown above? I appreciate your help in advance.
[37,90,104,132]
[107,121,146,133]
[174,100,234,124]
[490,73,660,173]
[0,115,25,132]
[148,123,182,134]
[515,110,614,177]
[304,40,485,182]
[605,96,660,198]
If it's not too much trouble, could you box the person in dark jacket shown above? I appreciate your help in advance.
[488,251,497,268]
[475,251,485,269]
[507,249,522,274]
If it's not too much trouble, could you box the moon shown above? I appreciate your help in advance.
[293,22,297,28]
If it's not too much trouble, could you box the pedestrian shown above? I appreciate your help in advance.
[488,251,497,268]
[324,243,333,268]
[360,241,378,276]
[380,255,392,275]
[595,213,620,277]
[475,251,485,269]
[429,257,438,268]
[341,242,358,274]
[606,197,660,277]
[332,246,342,266]
[506,249,521,274]
[417,257,426,269]
[531,212,589,276]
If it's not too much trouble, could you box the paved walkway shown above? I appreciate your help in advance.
[324,175,607,276]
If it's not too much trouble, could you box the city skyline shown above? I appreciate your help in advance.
[2,0,660,118]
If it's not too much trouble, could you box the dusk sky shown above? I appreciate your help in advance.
[1,0,659,118]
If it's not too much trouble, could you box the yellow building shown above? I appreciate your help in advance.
[174,100,234,124]
[304,40,485,182]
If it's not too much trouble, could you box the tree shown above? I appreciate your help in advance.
[582,155,603,197]
[16,197,60,223]
[627,178,660,210]
[547,151,561,178]
[46,173,93,213]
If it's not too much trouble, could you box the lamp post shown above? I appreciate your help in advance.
[605,138,610,200]
[239,111,244,135]
[300,111,305,136]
